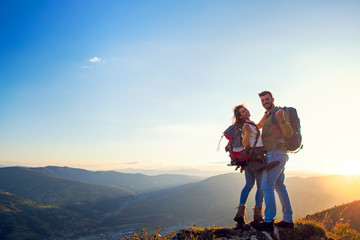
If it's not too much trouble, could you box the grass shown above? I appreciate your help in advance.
[122,219,360,240]
[276,220,328,240]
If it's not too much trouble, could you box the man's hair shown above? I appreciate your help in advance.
[258,91,273,98]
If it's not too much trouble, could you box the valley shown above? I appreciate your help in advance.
[0,166,359,239]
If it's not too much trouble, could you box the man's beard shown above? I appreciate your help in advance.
[264,103,273,110]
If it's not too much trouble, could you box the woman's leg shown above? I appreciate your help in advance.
[240,168,255,205]
[253,169,264,207]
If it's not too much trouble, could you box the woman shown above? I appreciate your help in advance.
[232,104,266,229]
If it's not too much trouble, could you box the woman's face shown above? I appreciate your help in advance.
[239,107,250,119]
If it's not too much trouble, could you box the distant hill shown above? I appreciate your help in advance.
[0,191,45,213]
[283,175,360,217]
[30,166,203,193]
[0,167,145,239]
[116,167,225,177]
[1,166,359,239]
[0,191,95,239]
[0,166,203,239]
[110,173,360,231]
[0,167,136,206]
[305,200,360,232]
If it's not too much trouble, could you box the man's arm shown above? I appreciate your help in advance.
[275,110,293,138]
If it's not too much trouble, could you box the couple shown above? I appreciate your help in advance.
[232,91,294,232]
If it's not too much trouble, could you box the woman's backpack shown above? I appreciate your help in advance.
[222,122,263,170]
[218,121,280,172]
[222,124,249,169]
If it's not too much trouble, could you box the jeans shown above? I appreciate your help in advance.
[240,168,263,207]
[261,149,293,223]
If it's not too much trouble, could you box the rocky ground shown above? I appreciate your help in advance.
[173,221,328,240]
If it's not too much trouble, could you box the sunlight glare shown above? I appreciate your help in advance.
[340,158,360,176]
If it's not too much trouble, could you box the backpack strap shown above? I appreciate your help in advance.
[271,107,282,125]
[244,121,260,148]
[216,134,224,152]
[243,121,261,159]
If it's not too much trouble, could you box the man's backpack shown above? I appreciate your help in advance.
[272,107,303,152]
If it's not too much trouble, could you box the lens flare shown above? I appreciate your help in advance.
[340,158,360,176]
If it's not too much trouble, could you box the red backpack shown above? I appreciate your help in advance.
[222,122,260,169]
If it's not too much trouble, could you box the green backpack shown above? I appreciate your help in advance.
[272,107,303,152]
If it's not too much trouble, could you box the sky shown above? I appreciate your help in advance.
[1,0,360,177]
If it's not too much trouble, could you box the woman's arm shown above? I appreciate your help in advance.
[256,113,267,129]
[242,124,251,148]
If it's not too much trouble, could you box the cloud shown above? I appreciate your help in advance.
[125,161,139,165]
[89,57,102,63]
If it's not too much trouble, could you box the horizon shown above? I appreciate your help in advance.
[1,1,360,176]
[0,164,358,179]
[1,162,359,239]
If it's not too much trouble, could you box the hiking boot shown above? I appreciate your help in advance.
[233,222,246,230]
[275,221,294,228]
[233,204,246,228]
[251,221,274,232]
[252,206,264,223]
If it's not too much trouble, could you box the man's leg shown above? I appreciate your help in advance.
[252,149,288,232]
[274,162,293,224]
[261,149,287,222]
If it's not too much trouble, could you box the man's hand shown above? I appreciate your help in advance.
[275,109,286,123]
[276,110,293,138]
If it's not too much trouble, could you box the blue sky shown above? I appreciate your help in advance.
[1,1,360,176]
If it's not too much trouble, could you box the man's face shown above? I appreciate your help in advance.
[260,94,274,110]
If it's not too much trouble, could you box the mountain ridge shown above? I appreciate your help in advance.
[30,166,204,193]
[305,199,360,232]
[1,166,359,239]
[0,167,136,206]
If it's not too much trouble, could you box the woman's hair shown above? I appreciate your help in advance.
[233,104,246,128]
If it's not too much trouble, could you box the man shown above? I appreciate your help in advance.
[251,91,294,232]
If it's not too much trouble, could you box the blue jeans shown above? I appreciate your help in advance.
[240,168,263,207]
[261,149,293,223]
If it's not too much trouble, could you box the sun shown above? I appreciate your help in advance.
[339,158,360,176]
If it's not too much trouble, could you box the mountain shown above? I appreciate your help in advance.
[0,191,96,240]
[30,166,204,193]
[287,174,360,209]
[304,199,360,232]
[0,167,136,206]
[116,167,225,177]
[110,173,360,232]
[0,167,144,239]
[0,191,45,213]
[121,201,360,240]
[0,166,203,239]
[1,166,360,239]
